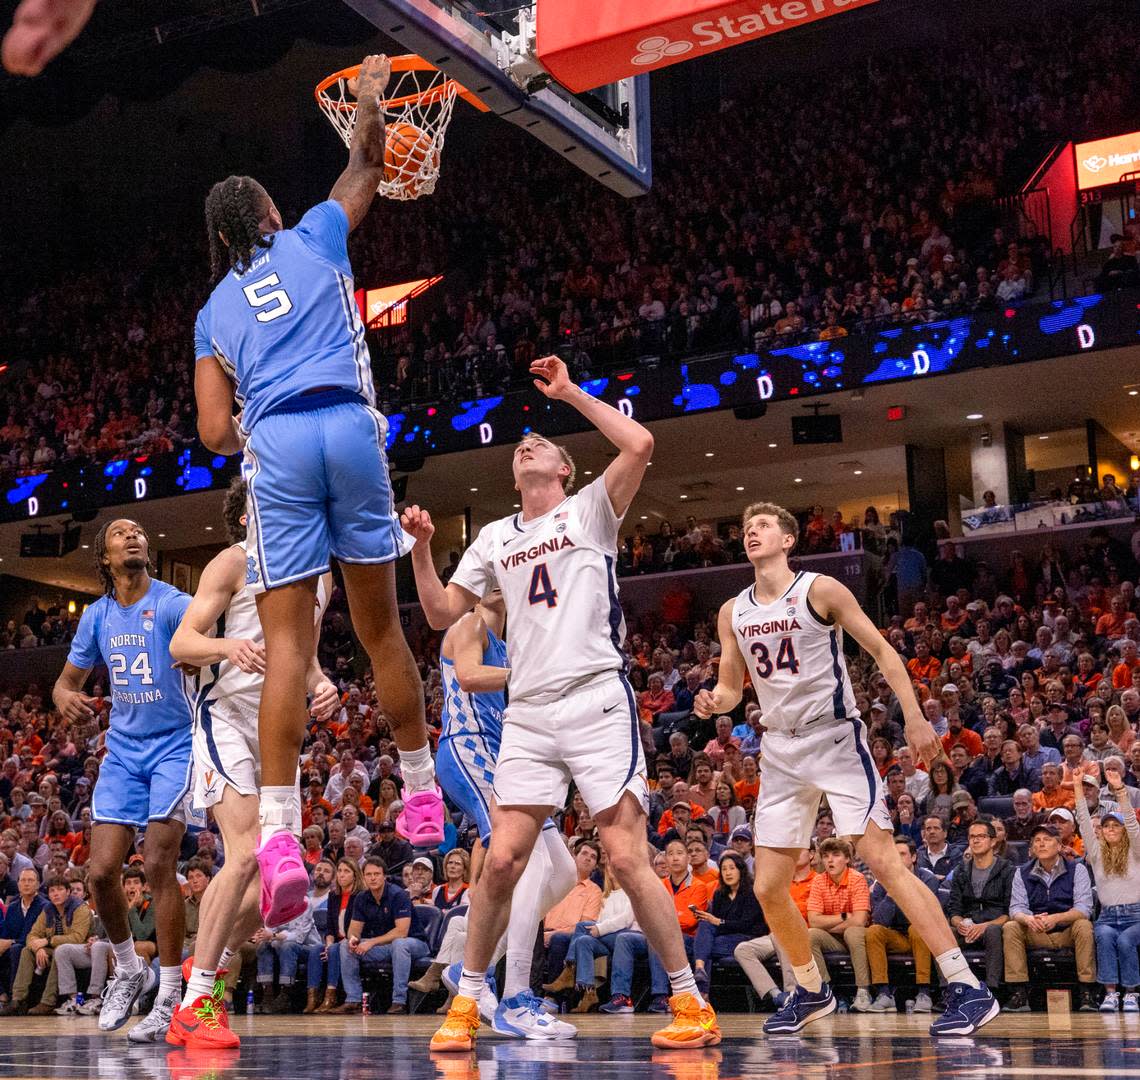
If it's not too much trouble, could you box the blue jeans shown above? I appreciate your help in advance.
[693,922,749,968]
[610,931,695,998]
[306,941,342,990]
[339,940,394,1004]
[256,941,308,986]
[568,930,621,987]
[390,938,431,1005]
[1095,905,1140,989]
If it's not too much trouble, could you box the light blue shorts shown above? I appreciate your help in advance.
[93,727,199,829]
[243,391,412,590]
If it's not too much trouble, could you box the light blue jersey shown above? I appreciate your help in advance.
[436,626,507,844]
[68,579,193,739]
[194,200,372,435]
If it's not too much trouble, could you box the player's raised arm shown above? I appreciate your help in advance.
[530,356,653,517]
[401,506,480,630]
[170,547,265,673]
[694,597,747,719]
[328,54,392,232]
[194,356,244,457]
[809,575,943,768]
[450,612,509,694]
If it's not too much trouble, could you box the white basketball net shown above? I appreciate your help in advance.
[316,65,458,201]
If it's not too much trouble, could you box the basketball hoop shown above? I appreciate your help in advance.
[315,56,486,201]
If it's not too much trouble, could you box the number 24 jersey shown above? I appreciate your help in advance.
[450,477,628,706]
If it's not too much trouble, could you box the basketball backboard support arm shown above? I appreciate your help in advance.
[338,0,652,197]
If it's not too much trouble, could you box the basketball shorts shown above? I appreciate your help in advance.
[93,727,204,830]
[436,733,496,844]
[243,391,414,591]
[494,674,649,817]
[752,716,892,849]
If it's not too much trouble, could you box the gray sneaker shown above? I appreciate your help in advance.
[851,988,874,1012]
[913,990,933,1013]
[98,966,155,1032]
[53,995,80,1016]
[127,992,178,1043]
[76,996,103,1016]
[868,991,895,1013]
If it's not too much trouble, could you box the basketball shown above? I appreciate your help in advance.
[384,122,437,192]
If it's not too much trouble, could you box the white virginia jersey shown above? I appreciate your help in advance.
[732,570,858,733]
[450,477,626,705]
[195,546,330,717]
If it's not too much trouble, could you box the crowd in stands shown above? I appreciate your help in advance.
[1,513,1140,1017]
[1,20,1139,480]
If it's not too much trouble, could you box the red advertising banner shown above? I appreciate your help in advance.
[1074,130,1140,191]
[536,0,882,93]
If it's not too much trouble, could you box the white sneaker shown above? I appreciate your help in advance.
[98,965,155,1032]
[851,988,874,1012]
[77,996,103,1016]
[127,991,178,1042]
[867,990,895,1013]
[1100,991,1121,1013]
[54,995,80,1016]
[913,990,934,1013]
[492,991,577,1040]
[1124,993,1139,1013]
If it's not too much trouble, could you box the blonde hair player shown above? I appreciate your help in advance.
[402,355,720,1053]
[695,503,999,1037]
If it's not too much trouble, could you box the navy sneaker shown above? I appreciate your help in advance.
[647,994,671,1014]
[929,982,1000,1036]
[598,994,633,1014]
[763,983,836,1034]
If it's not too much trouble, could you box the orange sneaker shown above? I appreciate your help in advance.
[650,994,721,1049]
[164,1046,241,1080]
[165,994,241,1050]
[429,995,481,1052]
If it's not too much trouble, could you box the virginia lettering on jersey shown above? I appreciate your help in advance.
[739,618,803,637]
[499,534,575,571]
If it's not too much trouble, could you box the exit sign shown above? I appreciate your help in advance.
[887,405,906,422]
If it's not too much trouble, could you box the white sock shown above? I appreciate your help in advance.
[110,937,142,976]
[935,947,981,989]
[457,968,486,1000]
[183,967,216,1007]
[792,959,823,993]
[260,785,299,840]
[400,745,436,793]
[159,965,181,1000]
[218,946,235,971]
[666,965,705,1007]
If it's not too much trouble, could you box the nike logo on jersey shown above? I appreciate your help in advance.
[602,703,622,714]
[834,734,846,744]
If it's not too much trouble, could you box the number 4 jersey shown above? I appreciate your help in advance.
[450,476,627,706]
[193,199,373,436]
[68,579,194,739]
[732,570,858,733]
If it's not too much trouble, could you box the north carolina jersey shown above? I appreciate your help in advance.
[449,477,626,705]
[439,626,507,755]
[732,570,858,733]
[193,200,372,435]
[67,579,193,739]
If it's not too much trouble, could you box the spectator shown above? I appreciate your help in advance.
[946,819,1014,993]
[370,820,414,876]
[1033,762,1074,813]
[1017,722,1061,773]
[431,850,470,914]
[918,816,962,883]
[337,857,412,1012]
[1003,790,1044,842]
[1002,824,1097,1012]
[701,716,741,771]
[255,903,319,1014]
[0,867,45,1002]
[988,740,1041,797]
[311,857,364,1013]
[691,852,765,995]
[806,838,872,1005]
[541,841,604,985]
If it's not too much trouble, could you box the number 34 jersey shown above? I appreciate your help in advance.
[67,579,193,739]
[450,476,627,706]
[732,570,859,734]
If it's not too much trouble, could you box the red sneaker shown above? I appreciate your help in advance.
[165,994,241,1049]
[165,1047,242,1080]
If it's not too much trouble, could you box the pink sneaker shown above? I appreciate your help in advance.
[395,787,446,846]
[256,832,308,927]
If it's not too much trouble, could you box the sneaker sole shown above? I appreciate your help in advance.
[763,995,837,1034]
[651,1028,722,1049]
[930,998,1001,1036]
[429,1036,475,1052]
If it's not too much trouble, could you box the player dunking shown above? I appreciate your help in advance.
[165,479,338,1048]
[403,355,720,1053]
[192,54,444,926]
[432,591,578,1038]
[52,520,203,1040]
[695,503,999,1036]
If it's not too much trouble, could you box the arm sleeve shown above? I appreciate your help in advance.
[869,884,896,926]
[294,200,351,271]
[448,527,498,599]
[574,476,623,551]
[1072,789,1098,857]
[194,306,213,361]
[66,606,101,670]
[581,885,603,922]
[945,871,964,919]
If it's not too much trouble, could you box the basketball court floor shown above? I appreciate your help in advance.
[2,1015,1135,1080]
